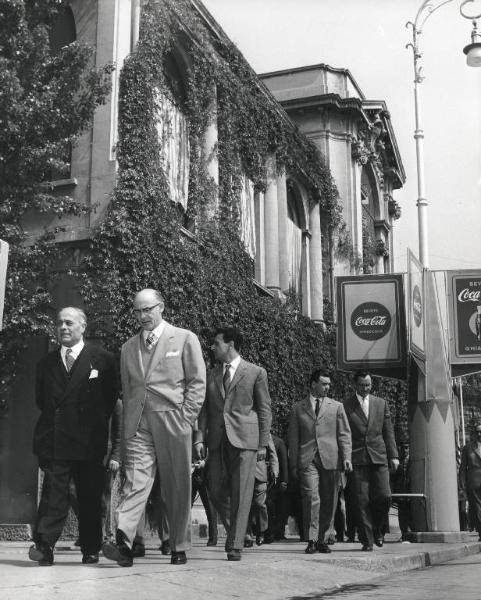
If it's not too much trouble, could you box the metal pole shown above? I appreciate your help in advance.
[459,376,466,446]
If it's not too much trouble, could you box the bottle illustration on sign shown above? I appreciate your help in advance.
[476,306,481,342]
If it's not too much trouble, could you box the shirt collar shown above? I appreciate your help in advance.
[356,393,369,404]
[61,339,84,359]
[224,355,241,370]
[142,320,165,342]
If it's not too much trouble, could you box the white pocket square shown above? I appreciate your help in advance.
[165,351,180,357]
[89,369,99,379]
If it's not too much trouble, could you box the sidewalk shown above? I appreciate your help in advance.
[1,533,480,600]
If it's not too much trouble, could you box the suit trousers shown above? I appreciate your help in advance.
[34,459,105,554]
[349,463,391,547]
[207,434,257,550]
[300,453,341,543]
[116,407,192,552]
[467,486,481,535]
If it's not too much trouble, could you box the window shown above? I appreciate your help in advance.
[239,175,256,259]
[287,187,303,296]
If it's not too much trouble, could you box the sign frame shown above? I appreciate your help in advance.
[447,270,481,365]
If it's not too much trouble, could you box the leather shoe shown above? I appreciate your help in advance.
[374,537,384,548]
[243,538,254,548]
[317,542,332,554]
[305,540,318,554]
[227,549,242,561]
[82,553,99,564]
[28,543,53,566]
[160,540,171,555]
[170,551,187,565]
[361,544,373,552]
[132,542,145,557]
[255,535,264,546]
[102,530,133,567]
[206,537,217,547]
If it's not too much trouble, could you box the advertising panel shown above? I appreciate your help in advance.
[447,270,481,365]
[336,274,407,376]
[408,249,425,362]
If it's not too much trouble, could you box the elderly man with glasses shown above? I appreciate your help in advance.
[460,423,481,542]
[103,288,206,566]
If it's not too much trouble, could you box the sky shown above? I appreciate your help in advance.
[202,0,481,273]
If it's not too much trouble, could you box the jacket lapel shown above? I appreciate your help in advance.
[224,359,247,411]
[317,397,331,421]
[302,397,316,421]
[145,322,174,380]
[59,344,92,404]
[214,365,225,400]
[351,394,368,424]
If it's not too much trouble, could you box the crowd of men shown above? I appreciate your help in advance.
[28,287,404,566]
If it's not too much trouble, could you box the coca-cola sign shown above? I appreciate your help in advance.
[351,302,392,341]
[449,273,481,360]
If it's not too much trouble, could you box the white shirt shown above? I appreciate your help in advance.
[223,355,241,383]
[142,320,165,346]
[356,393,369,419]
[310,394,324,415]
[61,339,84,370]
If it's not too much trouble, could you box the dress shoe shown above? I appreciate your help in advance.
[28,543,54,566]
[374,537,383,547]
[170,551,187,565]
[243,538,254,548]
[361,544,373,552]
[263,533,274,544]
[160,540,171,555]
[102,530,133,567]
[82,553,99,564]
[255,535,264,546]
[132,542,145,557]
[327,536,336,545]
[304,540,318,554]
[227,549,242,561]
[206,537,217,547]
[317,542,332,554]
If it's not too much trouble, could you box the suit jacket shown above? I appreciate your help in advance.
[33,342,119,462]
[197,358,272,451]
[288,396,352,472]
[120,321,206,439]
[343,394,398,466]
[460,441,481,490]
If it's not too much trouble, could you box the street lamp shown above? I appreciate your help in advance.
[406,0,481,268]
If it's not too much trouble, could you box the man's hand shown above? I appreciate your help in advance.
[390,458,400,472]
[194,442,205,461]
[343,459,352,473]
[257,446,267,461]
[109,459,120,472]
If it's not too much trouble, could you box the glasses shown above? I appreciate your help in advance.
[133,302,161,316]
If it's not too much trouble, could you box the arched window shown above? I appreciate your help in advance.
[287,184,304,297]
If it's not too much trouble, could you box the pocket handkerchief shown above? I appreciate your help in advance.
[89,369,99,379]
[165,350,180,357]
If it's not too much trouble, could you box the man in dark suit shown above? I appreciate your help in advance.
[288,369,352,554]
[195,326,272,562]
[460,423,481,541]
[29,307,118,565]
[343,371,399,551]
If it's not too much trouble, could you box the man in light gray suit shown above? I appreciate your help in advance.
[195,326,272,562]
[103,288,206,566]
[288,369,352,554]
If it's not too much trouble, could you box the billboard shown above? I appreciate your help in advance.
[447,270,481,365]
[407,249,425,363]
[336,274,407,377]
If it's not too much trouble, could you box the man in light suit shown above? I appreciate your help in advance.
[195,326,272,561]
[103,288,206,566]
[288,369,352,554]
[29,307,118,566]
[343,371,399,551]
[460,423,481,541]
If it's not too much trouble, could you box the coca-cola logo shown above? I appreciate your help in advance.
[413,285,422,328]
[351,302,391,341]
[458,288,481,303]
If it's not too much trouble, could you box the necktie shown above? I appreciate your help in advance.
[223,363,231,394]
[65,348,75,372]
[146,332,157,350]
[315,398,320,417]
[361,398,369,418]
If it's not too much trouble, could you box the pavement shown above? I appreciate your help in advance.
[1,533,480,600]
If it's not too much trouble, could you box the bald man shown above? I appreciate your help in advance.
[29,307,119,566]
[103,289,206,566]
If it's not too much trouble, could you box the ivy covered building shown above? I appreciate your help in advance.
[0,0,406,531]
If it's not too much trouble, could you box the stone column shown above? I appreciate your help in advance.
[131,0,141,50]
[200,84,219,222]
[255,192,265,286]
[264,155,280,292]
[301,231,311,317]
[277,171,289,293]
[309,202,323,321]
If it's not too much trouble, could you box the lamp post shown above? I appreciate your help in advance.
[406,0,481,268]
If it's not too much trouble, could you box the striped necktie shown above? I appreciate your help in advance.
[65,348,75,372]
[223,363,231,394]
[146,332,157,351]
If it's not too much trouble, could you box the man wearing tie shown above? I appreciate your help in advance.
[29,307,118,566]
[195,326,272,562]
[343,371,399,551]
[288,369,352,554]
[103,288,206,566]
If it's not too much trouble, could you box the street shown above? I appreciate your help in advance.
[290,552,481,600]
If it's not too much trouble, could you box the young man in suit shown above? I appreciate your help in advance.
[29,307,119,566]
[343,371,399,551]
[460,423,481,541]
[288,369,352,554]
[194,326,272,562]
[103,288,206,566]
